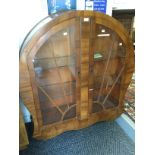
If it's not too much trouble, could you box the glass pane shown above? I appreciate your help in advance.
[92,24,126,113]
[33,25,77,125]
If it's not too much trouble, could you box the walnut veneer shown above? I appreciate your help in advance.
[19,11,134,139]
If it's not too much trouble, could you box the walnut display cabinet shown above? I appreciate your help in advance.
[20,11,134,139]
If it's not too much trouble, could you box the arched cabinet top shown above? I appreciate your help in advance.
[20,10,134,59]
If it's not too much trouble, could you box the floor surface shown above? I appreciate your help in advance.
[20,121,134,155]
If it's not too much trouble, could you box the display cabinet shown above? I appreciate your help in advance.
[20,11,134,139]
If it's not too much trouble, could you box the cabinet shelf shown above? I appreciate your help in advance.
[94,50,126,62]
[34,53,76,60]
[37,80,76,88]
[38,82,75,100]
[93,83,121,91]
[92,97,118,113]
[34,55,76,71]
[39,94,76,108]
[35,67,76,86]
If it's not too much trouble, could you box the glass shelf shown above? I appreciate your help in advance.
[38,81,76,100]
[39,94,76,108]
[34,53,76,60]
[92,97,118,113]
[35,66,76,86]
[94,51,126,62]
[34,54,76,71]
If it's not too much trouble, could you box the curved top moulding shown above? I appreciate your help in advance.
[20,11,133,58]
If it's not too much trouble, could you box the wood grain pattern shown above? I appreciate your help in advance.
[19,11,134,139]
[19,108,29,150]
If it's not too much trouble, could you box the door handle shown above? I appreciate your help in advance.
[90,66,93,72]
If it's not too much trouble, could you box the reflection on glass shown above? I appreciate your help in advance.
[33,25,76,125]
[92,24,126,113]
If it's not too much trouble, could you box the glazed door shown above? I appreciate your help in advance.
[29,18,80,126]
[90,21,127,114]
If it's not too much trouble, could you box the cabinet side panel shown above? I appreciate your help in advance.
[20,57,40,137]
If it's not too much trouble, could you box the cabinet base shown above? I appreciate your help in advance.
[34,107,123,140]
